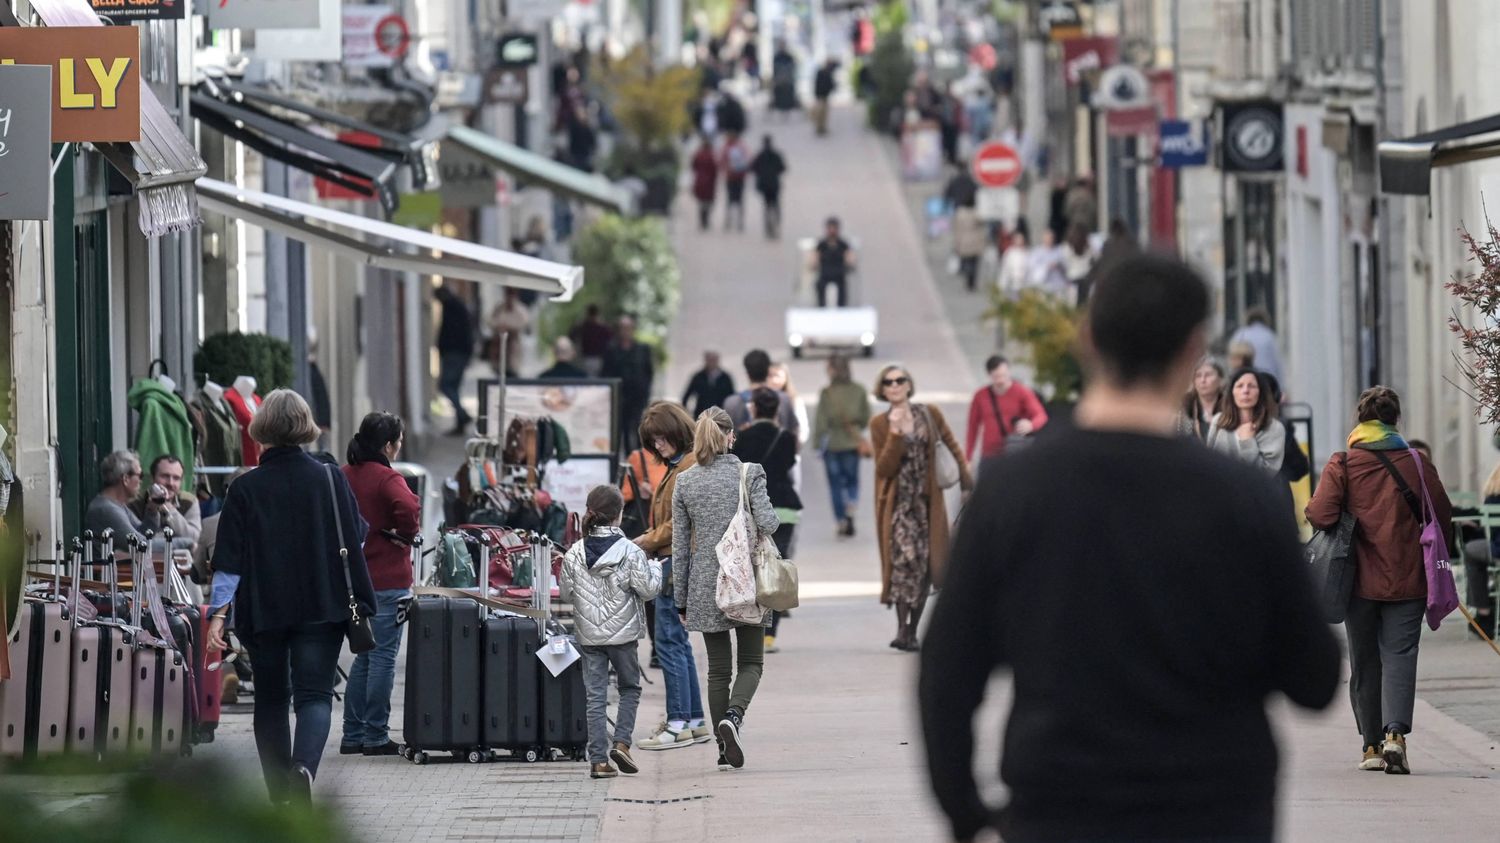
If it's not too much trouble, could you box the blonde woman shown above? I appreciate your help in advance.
[870,365,971,651]
[766,361,810,493]
[670,407,779,771]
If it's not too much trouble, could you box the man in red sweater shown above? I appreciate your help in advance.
[965,355,1048,462]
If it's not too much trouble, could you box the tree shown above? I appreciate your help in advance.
[1447,221,1500,424]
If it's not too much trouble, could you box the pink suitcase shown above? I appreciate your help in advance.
[126,534,187,756]
[0,536,73,758]
[68,531,133,757]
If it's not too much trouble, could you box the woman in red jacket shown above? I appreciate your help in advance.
[691,134,719,232]
[338,412,421,757]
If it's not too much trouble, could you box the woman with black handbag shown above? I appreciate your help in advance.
[732,388,803,653]
[206,390,377,804]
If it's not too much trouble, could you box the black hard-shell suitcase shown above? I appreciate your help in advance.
[538,633,588,758]
[481,615,541,758]
[403,596,485,763]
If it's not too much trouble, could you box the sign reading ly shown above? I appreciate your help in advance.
[0,26,140,142]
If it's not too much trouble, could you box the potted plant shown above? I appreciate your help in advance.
[598,47,701,215]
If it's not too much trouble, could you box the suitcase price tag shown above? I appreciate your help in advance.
[549,635,568,655]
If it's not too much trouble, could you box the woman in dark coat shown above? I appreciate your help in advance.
[691,135,719,232]
[206,390,376,804]
[731,387,802,653]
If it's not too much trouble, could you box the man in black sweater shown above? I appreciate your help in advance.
[919,254,1340,843]
[680,351,736,419]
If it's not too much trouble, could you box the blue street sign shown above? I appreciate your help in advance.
[1159,119,1210,168]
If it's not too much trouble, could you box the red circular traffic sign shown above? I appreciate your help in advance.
[972,142,1022,188]
[375,15,411,59]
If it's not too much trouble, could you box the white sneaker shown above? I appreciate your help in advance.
[690,719,713,744]
[637,722,694,751]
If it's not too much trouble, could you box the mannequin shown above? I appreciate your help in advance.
[202,380,224,403]
[232,376,259,413]
[224,376,263,466]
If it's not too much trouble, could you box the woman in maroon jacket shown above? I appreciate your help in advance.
[338,412,421,757]
[1306,386,1452,775]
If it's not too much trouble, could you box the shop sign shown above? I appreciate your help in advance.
[1061,36,1118,86]
[207,0,322,30]
[0,27,140,142]
[253,0,341,60]
[1159,120,1209,168]
[0,65,54,221]
[483,67,529,105]
[1093,65,1151,110]
[89,0,185,21]
[438,142,497,209]
[1105,105,1157,137]
[1220,101,1284,173]
[496,33,539,67]
[1040,1,1082,40]
[344,5,409,68]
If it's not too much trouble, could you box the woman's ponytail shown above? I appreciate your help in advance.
[693,407,734,466]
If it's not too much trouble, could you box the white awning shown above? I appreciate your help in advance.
[196,178,583,298]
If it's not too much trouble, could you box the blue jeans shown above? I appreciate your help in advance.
[341,588,407,748]
[243,623,345,799]
[581,643,642,763]
[437,351,472,424]
[654,560,704,722]
[824,450,861,522]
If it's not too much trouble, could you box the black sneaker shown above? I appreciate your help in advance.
[715,738,731,772]
[288,764,313,805]
[844,518,856,538]
[716,708,745,769]
[338,743,363,755]
[362,741,401,756]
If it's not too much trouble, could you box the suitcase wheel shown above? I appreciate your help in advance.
[401,746,414,761]
[412,751,429,765]
[467,750,484,764]
[523,748,541,763]
[571,748,585,762]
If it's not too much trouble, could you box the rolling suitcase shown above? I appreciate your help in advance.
[0,536,72,758]
[402,595,484,763]
[67,532,133,757]
[127,534,188,756]
[191,602,222,742]
[529,545,586,760]
[481,615,541,759]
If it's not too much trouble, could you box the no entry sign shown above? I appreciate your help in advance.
[971,142,1022,189]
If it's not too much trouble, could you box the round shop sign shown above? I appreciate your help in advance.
[1223,105,1283,172]
[375,14,411,59]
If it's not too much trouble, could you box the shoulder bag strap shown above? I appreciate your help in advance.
[324,466,358,608]
[760,429,782,465]
[986,389,1009,439]
[1371,451,1424,524]
[1406,448,1440,525]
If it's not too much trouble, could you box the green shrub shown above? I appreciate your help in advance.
[866,28,914,132]
[195,332,294,392]
[988,288,1083,401]
[543,215,681,364]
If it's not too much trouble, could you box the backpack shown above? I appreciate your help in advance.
[727,142,750,175]
[435,532,477,588]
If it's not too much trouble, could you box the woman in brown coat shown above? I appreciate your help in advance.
[1306,386,1453,775]
[632,401,709,750]
[870,364,973,651]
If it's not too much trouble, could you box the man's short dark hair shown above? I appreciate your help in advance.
[743,349,772,383]
[751,387,781,421]
[1087,254,1209,387]
[148,454,184,477]
[985,355,1008,373]
[825,216,840,228]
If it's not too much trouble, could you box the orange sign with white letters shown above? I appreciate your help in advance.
[0,27,140,142]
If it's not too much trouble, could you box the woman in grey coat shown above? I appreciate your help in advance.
[671,406,779,772]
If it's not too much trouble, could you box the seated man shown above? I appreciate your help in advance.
[129,454,203,547]
[84,450,147,550]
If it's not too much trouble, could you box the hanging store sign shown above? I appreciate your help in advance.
[1220,101,1284,173]
[0,27,140,142]
[483,67,529,105]
[89,0,185,21]
[1105,105,1157,137]
[1040,1,1082,40]
[496,33,539,68]
[0,65,54,221]
[438,142,497,209]
[344,5,409,68]
[1093,65,1151,110]
[1159,119,1210,168]
[1061,36,1118,86]
[207,0,322,30]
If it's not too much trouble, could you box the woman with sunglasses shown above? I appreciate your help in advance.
[870,365,972,651]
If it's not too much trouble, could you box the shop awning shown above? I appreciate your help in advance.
[24,0,207,236]
[196,178,583,298]
[192,93,401,213]
[208,80,440,190]
[445,125,636,215]
[1379,113,1500,195]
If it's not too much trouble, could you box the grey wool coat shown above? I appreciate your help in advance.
[671,454,780,633]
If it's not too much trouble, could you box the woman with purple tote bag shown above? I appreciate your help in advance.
[1307,387,1454,777]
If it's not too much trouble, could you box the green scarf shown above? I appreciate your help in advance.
[1347,420,1408,451]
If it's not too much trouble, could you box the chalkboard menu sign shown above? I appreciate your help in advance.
[0,65,53,221]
